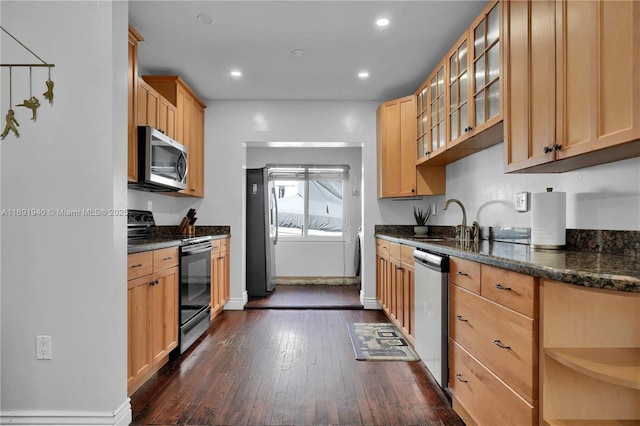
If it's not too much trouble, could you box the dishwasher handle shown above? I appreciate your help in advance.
[413,249,449,272]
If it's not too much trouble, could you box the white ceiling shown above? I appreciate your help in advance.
[128,1,488,103]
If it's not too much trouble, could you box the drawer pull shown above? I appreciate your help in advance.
[163,256,173,261]
[493,283,511,291]
[493,339,511,349]
[131,263,143,268]
[456,271,469,276]
[455,374,468,383]
[456,315,468,322]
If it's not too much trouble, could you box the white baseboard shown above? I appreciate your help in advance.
[362,295,381,310]
[0,399,131,425]
[224,291,248,310]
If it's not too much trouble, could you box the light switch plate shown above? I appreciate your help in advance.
[515,192,529,212]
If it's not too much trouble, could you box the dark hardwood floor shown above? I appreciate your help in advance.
[245,284,363,309]
[131,308,464,425]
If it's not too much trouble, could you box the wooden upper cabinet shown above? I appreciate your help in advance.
[377,95,418,198]
[470,0,502,134]
[137,78,177,139]
[505,0,640,173]
[142,75,206,197]
[555,0,640,162]
[417,0,503,167]
[128,25,144,183]
[378,95,445,198]
[503,0,558,172]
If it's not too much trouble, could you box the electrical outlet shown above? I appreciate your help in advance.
[515,192,529,212]
[36,335,52,360]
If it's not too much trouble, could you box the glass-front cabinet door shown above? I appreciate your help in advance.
[416,84,429,160]
[429,60,447,157]
[447,35,470,145]
[471,0,501,129]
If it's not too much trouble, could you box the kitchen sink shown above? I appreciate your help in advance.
[410,237,452,242]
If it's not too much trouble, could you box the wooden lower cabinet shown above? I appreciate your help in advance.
[375,239,415,344]
[127,247,179,396]
[541,280,640,424]
[211,238,230,318]
[449,256,539,425]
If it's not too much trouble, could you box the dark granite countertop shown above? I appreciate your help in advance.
[376,233,640,293]
[128,234,230,254]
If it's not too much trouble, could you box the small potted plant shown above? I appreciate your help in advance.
[413,206,431,235]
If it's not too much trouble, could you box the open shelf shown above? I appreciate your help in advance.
[545,347,640,390]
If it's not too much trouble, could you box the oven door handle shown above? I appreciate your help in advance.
[182,244,212,255]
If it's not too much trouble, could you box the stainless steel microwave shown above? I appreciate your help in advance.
[130,126,188,192]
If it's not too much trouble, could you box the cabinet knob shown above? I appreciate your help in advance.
[411,189,415,193]
[493,283,511,291]
[493,339,511,349]
[553,144,562,151]
[455,374,468,383]
[543,146,553,154]
[190,188,196,192]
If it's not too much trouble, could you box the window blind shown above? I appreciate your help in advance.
[268,164,349,181]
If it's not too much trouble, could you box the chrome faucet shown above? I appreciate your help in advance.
[443,198,478,242]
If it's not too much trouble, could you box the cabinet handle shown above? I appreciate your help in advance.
[456,315,468,322]
[553,144,562,151]
[131,263,143,268]
[456,271,468,276]
[163,256,173,261]
[493,339,511,349]
[149,279,158,286]
[218,256,223,260]
[543,146,553,154]
[455,374,468,383]
[493,283,511,291]
[190,188,196,192]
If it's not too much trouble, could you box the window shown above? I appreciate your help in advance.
[269,165,348,238]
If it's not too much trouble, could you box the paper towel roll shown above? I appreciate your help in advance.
[531,188,566,249]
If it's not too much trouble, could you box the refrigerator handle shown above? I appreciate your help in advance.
[271,186,279,245]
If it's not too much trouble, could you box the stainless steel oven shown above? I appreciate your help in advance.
[179,237,212,354]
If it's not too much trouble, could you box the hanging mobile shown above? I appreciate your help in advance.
[1,24,55,139]
[1,66,20,139]
[43,66,54,105]
[16,66,40,121]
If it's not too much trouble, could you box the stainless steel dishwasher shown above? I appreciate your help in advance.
[413,248,449,389]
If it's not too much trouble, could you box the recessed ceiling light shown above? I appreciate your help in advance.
[376,18,390,27]
[197,14,214,24]
[291,49,307,58]
[230,70,242,78]
[358,71,369,79]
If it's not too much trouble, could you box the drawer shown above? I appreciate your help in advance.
[400,244,414,266]
[153,247,179,271]
[481,264,538,318]
[220,238,229,252]
[449,340,537,426]
[389,241,401,261]
[450,257,481,294]
[376,239,390,256]
[450,284,538,404]
[211,239,222,254]
[127,251,153,280]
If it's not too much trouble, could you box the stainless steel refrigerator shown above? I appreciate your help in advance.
[246,168,278,297]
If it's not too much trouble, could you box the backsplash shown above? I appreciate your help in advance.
[154,225,231,238]
[375,225,639,257]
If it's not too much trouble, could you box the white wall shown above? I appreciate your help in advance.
[1,2,130,424]
[403,144,640,231]
[246,146,362,277]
